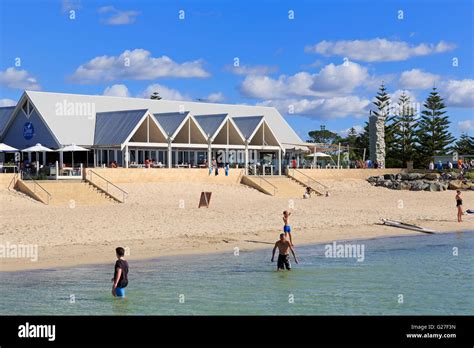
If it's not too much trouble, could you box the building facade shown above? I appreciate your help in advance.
[0,91,307,174]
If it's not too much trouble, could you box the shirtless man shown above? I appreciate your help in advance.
[271,233,299,271]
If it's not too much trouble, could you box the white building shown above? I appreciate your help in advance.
[0,91,307,174]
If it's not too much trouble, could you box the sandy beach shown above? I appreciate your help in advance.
[0,179,472,271]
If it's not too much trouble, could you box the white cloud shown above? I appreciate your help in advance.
[225,64,278,75]
[258,96,370,119]
[0,67,41,90]
[71,49,210,84]
[240,61,368,99]
[103,84,130,97]
[311,62,368,95]
[205,92,225,103]
[443,79,474,108]
[0,98,16,107]
[458,120,474,133]
[399,69,440,89]
[305,38,456,62]
[98,6,139,25]
[139,83,190,101]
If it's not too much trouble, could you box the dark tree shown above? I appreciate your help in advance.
[354,121,370,159]
[454,133,474,155]
[416,88,455,167]
[393,92,417,167]
[307,127,341,144]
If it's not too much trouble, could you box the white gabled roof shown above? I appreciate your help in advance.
[24,90,303,149]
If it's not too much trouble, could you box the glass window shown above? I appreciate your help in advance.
[197,151,206,164]
[117,151,123,166]
[22,101,28,116]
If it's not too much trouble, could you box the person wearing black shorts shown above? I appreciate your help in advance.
[271,233,299,271]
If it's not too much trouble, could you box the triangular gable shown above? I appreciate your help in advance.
[129,114,168,143]
[2,93,60,149]
[249,120,281,147]
[173,116,207,144]
[213,117,245,145]
[193,114,227,139]
[153,112,189,138]
[232,116,264,141]
[94,109,148,146]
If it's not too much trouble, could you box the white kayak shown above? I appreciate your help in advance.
[381,219,436,234]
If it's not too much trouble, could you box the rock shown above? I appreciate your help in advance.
[410,180,425,191]
[384,174,395,180]
[400,181,411,190]
[424,173,440,181]
[367,176,378,183]
[406,173,424,180]
[400,173,410,180]
[426,182,444,191]
[448,180,462,190]
[395,173,402,181]
[392,181,401,190]
[382,180,393,188]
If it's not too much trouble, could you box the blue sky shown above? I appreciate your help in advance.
[0,0,473,140]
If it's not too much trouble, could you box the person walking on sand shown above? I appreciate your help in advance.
[271,233,298,271]
[282,210,293,246]
[112,247,129,298]
[456,190,463,223]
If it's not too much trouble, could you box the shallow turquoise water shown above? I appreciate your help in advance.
[0,232,473,315]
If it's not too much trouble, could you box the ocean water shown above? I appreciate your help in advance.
[0,232,473,315]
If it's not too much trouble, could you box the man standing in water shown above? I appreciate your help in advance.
[271,234,299,271]
[112,247,129,298]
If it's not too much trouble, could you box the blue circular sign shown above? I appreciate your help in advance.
[23,122,34,140]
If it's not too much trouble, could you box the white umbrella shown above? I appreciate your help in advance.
[22,143,53,168]
[307,152,331,158]
[22,143,53,152]
[307,151,331,168]
[0,143,18,152]
[57,143,89,167]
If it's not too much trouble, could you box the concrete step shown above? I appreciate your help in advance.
[21,180,115,206]
[243,176,307,198]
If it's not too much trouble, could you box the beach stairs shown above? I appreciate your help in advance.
[16,180,116,206]
[241,175,309,198]
[286,173,325,196]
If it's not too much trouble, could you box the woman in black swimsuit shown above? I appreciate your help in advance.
[456,190,463,223]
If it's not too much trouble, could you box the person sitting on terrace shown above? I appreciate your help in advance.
[145,158,151,168]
